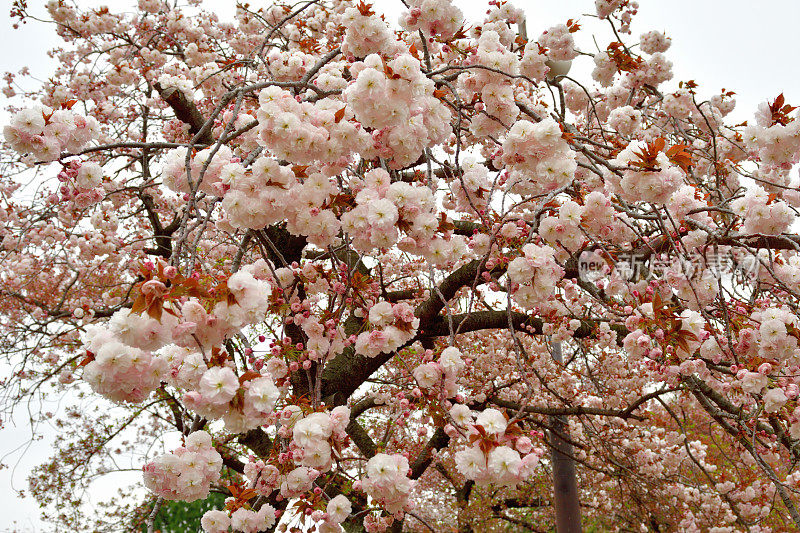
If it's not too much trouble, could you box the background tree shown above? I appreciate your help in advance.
[3,0,800,531]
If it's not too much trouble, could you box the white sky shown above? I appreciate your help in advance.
[1,0,799,531]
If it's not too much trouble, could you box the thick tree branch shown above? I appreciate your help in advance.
[345,419,377,458]
[238,427,272,461]
[155,84,213,144]
[410,427,450,480]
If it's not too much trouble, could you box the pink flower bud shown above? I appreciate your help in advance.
[516,436,534,454]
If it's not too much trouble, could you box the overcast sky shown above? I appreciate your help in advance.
[1,0,799,531]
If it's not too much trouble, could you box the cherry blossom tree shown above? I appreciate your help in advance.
[3,0,800,531]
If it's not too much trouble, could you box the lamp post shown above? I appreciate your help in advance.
[549,341,582,533]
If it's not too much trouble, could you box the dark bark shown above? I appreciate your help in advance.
[155,83,213,144]
[238,427,272,460]
[410,427,450,480]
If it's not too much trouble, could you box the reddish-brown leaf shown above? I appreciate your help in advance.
[437,213,455,232]
[651,290,663,319]
[450,25,468,41]
[566,18,581,33]
[131,294,147,314]
[606,41,643,73]
[665,143,694,172]
[356,0,374,16]
[631,137,666,171]
[558,122,575,143]
[334,106,346,123]
[146,301,163,322]
[769,93,797,126]
[383,63,401,80]
[239,370,262,385]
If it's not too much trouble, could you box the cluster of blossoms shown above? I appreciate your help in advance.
[359,453,415,516]
[81,269,272,411]
[452,408,542,487]
[538,199,585,253]
[519,41,550,82]
[580,190,633,244]
[340,168,439,253]
[730,185,794,235]
[279,465,319,499]
[81,321,169,403]
[607,105,643,136]
[622,306,704,364]
[459,30,520,137]
[412,346,466,397]
[263,48,318,82]
[220,156,297,230]
[344,53,451,167]
[507,243,565,308]
[591,49,619,87]
[256,85,370,167]
[184,364,281,433]
[289,407,351,471]
[775,253,800,295]
[607,140,684,204]
[537,24,579,62]
[355,301,419,357]
[157,73,194,98]
[4,105,99,161]
[142,431,222,502]
[201,452,283,532]
[162,145,235,196]
[631,53,674,88]
[55,160,105,207]
[745,99,800,170]
[196,410,353,531]
[340,5,401,58]
[639,30,672,55]
[295,312,348,363]
[499,118,577,195]
[753,306,800,365]
[450,157,492,212]
[200,506,277,533]
[281,172,343,249]
[478,0,524,45]
[595,0,634,19]
[399,0,464,40]
[220,155,344,248]
[729,308,800,420]
[661,89,695,120]
[593,42,672,90]
[178,270,272,350]
[666,184,708,222]
[242,459,281,498]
